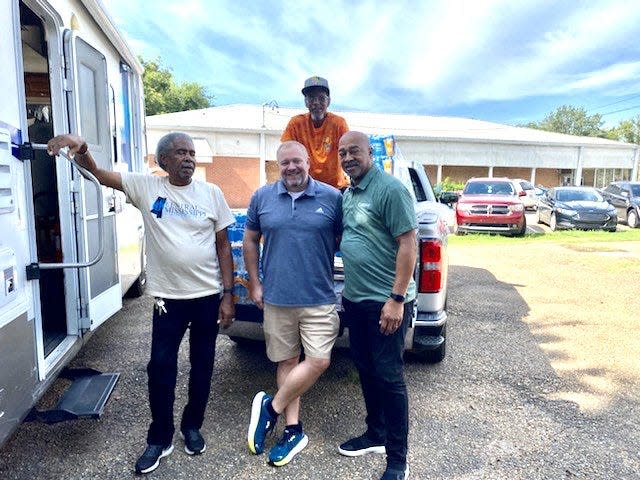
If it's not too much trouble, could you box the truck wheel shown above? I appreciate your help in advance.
[407,325,446,363]
[515,218,527,237]
[627,210,639,228]
[424,339,446,363]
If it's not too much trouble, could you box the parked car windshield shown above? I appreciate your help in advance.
[556,189,602,202]
[464,181,514,195]
[519,180,534,191]
[631,184,640,197]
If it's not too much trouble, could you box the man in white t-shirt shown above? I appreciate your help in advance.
[47,132,235,475]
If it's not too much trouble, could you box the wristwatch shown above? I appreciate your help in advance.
[389,292,405,303]
[222,288,233,295]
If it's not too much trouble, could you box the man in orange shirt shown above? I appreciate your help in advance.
[281,76,350,190]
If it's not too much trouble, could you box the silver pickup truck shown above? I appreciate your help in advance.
[224,158,450,363]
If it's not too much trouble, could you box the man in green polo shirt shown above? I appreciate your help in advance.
[336,131,417,480]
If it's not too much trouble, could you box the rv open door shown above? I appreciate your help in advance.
[63,31,122,331]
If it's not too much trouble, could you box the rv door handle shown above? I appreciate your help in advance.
[28,143,105,270]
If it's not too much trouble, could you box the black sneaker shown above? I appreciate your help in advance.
[338,433,386,457]
[380,464,409,480]
[181,429,206,455]
[134,444,174,474]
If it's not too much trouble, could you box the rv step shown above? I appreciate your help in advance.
[25,368,120,424]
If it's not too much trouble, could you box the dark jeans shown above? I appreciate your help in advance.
[343,297,413,470]
[146,295,220,446]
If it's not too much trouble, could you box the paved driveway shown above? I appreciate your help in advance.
[1,239,639,479]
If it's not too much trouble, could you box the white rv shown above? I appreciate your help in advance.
[0,0,147,446]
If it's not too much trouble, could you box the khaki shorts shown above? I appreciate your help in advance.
[263,303,339,362]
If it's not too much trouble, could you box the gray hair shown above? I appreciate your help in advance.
[155,132,192,170]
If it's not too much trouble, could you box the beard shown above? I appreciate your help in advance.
[283,172,307,190]
[310,110,326,124]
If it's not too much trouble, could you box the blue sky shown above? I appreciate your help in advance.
[104,0,640,127]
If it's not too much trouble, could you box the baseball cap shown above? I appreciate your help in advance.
[301,76,330,96]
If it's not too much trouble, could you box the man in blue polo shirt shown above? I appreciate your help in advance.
[244,140,342,467]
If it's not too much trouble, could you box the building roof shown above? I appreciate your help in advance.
[146,104,636,149]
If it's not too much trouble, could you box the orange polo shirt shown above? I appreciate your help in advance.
[281,112,349,189]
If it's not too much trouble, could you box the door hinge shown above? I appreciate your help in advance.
[69,183,79,215]
[78,298,90,331]
[69,178,81,193]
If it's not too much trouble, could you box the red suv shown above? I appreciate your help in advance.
[455,177,526,236]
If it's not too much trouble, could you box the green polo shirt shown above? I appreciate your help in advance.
[340,166,417,303]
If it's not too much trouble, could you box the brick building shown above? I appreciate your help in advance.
[145,105,639,208]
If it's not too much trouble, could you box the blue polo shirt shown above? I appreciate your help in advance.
[245,177,342,306]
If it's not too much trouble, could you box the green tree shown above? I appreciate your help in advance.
[608,115,640,144]
[523,105,606,137]
[139,57,213,115]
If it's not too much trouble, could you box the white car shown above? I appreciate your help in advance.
[513,179,538,210]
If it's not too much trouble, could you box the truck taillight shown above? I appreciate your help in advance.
[419,239,443,293]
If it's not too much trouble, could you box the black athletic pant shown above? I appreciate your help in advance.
[146,295,220,446]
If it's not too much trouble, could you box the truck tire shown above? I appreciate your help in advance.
[424,333,446,363]
[407,325,446,363]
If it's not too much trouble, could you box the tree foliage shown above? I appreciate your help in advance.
[434,177,465,196]
[139,57,213,116]
[523,105,606,137]
[607,115,640,144]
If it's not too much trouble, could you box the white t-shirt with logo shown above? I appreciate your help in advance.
[121,173,234,299]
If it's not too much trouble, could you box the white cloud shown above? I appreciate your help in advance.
[103,0,640,121]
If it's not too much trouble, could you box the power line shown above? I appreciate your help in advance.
[600,104,640,116]
[588,93,640,112]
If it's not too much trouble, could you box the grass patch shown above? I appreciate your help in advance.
[449,228,640,246]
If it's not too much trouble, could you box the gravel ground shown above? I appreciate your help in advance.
[1,238,639,480]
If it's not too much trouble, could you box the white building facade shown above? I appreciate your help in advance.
[145,105,639,207]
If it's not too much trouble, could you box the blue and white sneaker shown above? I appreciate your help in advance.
[247,391,276,454]
[268,426,309,467]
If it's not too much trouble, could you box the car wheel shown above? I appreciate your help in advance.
[628,210,639,228]
[550,213,557,231]
[535,209,541,224]
[515,217,527,237]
